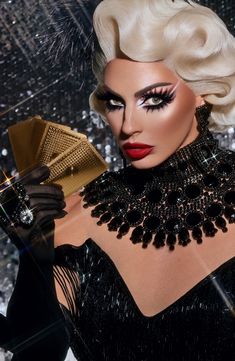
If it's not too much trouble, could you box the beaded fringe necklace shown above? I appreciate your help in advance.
[81,104,235,250]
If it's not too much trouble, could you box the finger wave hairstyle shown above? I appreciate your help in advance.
[89,0,235,132]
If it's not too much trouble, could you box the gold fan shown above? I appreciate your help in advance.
[8,115,108,196]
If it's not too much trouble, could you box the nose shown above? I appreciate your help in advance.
[121,105,141,136]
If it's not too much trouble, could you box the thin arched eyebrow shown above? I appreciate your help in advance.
[134,82,173,97]
[97,82,173,101]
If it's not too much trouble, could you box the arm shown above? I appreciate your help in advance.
[0,314,11,347]
[0,166,70,360]
[7,230,69,361]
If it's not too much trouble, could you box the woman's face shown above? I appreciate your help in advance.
[98,59,202,169]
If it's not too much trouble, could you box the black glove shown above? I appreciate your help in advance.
[1,164,66,263]
[0,165,70,360]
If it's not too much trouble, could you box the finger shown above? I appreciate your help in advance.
[30,200,66,214]
[25,184,64,200]
[30,199,66,212]
[20,164,50,186]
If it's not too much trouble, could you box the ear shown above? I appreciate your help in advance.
[195,95,204,107]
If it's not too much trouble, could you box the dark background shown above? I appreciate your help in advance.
[0,1,235,358]
[0,0,235,175]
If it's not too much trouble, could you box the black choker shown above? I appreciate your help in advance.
[81,105,235,250]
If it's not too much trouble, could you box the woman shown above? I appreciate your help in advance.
[1,0,235,360]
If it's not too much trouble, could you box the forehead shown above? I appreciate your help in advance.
[103,59,179,91]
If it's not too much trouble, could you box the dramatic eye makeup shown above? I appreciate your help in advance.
[95,90,124,112]
[138,87,176,113]
[95,84,177,113]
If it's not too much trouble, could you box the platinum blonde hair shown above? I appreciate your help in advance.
[89,0,235,132]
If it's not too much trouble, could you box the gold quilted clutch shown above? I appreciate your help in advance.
[8,115,108,196]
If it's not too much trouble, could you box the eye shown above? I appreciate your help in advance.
[109,99,124,107]
[139,88,176,113]
[105,98,124,112]
[95,90,124,112]
[144,97,163,106]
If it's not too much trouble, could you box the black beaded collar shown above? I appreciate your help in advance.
[81,105,235,250]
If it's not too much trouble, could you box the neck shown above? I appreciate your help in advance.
[129,104,218,180]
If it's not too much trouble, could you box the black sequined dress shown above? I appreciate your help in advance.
[55,238,235,361]
[54,110,235,360]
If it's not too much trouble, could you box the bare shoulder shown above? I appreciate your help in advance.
[54,191,92,248]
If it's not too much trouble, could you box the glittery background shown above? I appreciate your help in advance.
[0,1,235,359]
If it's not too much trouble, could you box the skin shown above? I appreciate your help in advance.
[55,59,235,316]
[102,58,204,169]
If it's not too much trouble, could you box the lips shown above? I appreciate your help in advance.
[122,143,154,160]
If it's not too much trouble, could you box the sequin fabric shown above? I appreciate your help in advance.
[1,1,235,360]
[54,239,235,361]
[53,105,235,360]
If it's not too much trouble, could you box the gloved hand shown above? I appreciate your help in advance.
[0,164,66,264]
[0,165,70,360]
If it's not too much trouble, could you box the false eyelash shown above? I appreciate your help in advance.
[95,91,124,113]
[96,87,176,113]
[105,103,123,113]
[96,92,124,113]
[140,88,176,113]
[95,90,123,102]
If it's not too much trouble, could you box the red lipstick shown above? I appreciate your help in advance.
[122,143,154,160]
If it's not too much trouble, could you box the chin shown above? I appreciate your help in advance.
[130,157,162,170]
[129,152,174,169]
